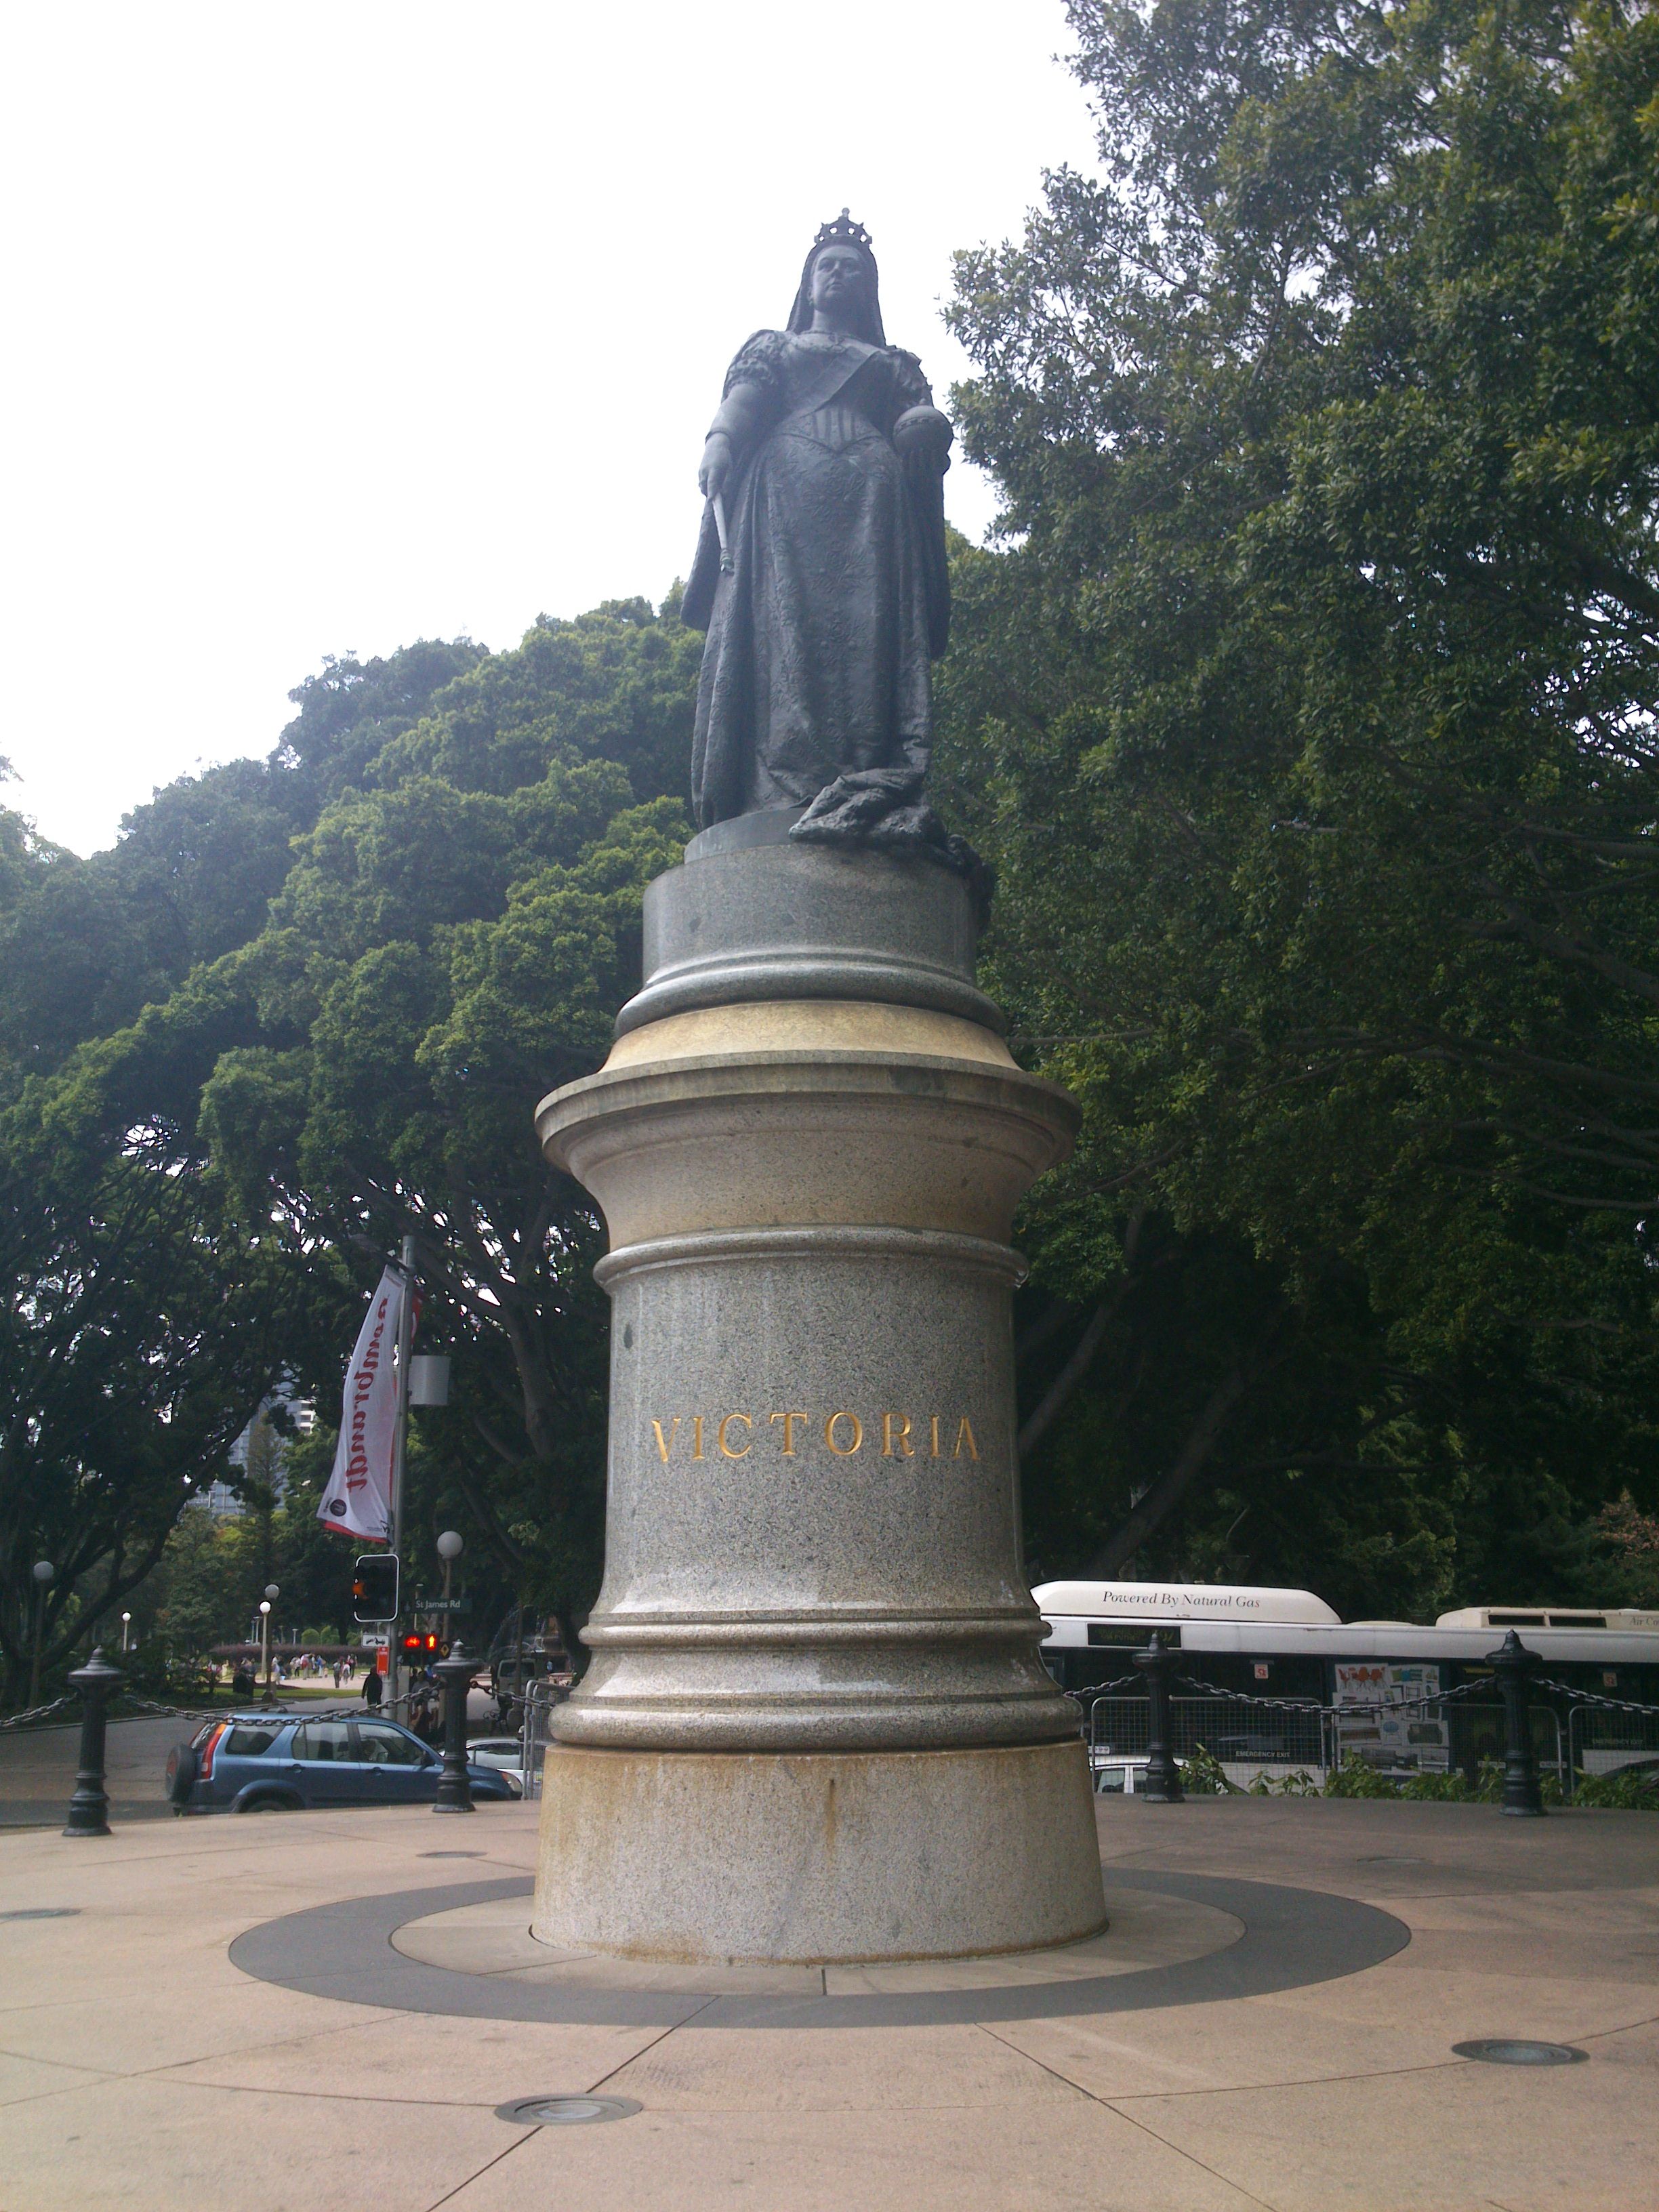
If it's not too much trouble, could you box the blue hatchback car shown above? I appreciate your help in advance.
[165,1711,519,1814]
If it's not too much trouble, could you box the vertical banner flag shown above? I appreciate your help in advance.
[319,1268,405,1540]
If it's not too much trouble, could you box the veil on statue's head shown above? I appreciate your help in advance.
[787,210,886,347]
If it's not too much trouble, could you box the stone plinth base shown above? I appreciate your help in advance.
[531,1739,1106,1964]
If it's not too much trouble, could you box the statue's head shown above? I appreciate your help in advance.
[788,211,886,346]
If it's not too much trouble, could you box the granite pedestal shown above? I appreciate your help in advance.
[532,817,1105,1962]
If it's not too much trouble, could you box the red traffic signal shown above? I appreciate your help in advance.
[351,1552,399,1624]
[400,1631,447,1661]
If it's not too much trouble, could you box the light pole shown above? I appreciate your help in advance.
[120,1612,131,1654]
[436,1530,463,1614]
[432,1641,475,1814]
[1490,1630,1545,1817]
[258,1597,273,1696]
[28,1561,54,1707]
[1134,1629,1185,1804]
[382,1235,419,1710]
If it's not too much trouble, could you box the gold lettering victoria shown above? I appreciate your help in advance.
[649,1409,983,1464]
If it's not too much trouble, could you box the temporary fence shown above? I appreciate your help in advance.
[1086,1685,1330,1775]
[517,1680,558,1801]
[1520,1676,1659,1800]
[1076,1670,1638,1792]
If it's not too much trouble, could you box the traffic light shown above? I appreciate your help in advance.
[399,1630,448,1664]
[352,1552,399,1624]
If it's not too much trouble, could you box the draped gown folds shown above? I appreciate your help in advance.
[682,329,951,838]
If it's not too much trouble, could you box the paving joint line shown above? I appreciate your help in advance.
[1103,2097,1287,2211]
[973,2021,1280,2211]
[583,1991,724,2093]
[423,2128,536,2212]
[151,2071,510,2111]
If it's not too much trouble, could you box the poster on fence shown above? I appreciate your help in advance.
[1332,1662,1450,1769]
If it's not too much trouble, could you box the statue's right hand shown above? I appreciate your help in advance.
[699,433,733,501]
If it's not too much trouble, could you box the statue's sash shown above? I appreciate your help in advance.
[684,342,881,632]
[772,338,879,426]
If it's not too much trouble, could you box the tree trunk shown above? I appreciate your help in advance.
[1015,1208,1147,1465]
[1082,1305,1294,1576]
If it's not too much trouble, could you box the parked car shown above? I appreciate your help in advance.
[465,1736,527,1788]
[1090,1753,1153,1795]
[164,1711,520,1814]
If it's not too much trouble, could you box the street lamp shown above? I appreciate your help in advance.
[120,1611,131,1654]
[28,1561,54,1707]
[258,1599,273,1695]
[436,1530,464,1614]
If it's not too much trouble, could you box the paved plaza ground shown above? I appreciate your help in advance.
[0,1736,1653,2211]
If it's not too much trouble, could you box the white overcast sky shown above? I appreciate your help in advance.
[0,3,1096,857]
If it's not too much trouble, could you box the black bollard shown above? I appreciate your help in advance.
[432,1641,474,1814]
[1134,1629,1184,1803]
[1488,1629,1544,1818]
[63,1648,124,1837]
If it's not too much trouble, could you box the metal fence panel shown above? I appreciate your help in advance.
[1568,1701,1659,1788]
[518,1682,556,1801]
[1446,1702,1565,1788]
[1086,1695,1328,1769]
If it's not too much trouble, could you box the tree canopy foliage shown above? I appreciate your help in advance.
[936,0,1659,1610]
[0,608,698,1694]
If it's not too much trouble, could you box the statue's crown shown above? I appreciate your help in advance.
[814,208,872,253]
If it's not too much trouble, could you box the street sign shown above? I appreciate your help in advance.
[412,1595,470,1614]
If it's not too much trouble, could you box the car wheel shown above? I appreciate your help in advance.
[237,1794,295,1814]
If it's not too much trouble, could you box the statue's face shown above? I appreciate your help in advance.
[811,245,866,320]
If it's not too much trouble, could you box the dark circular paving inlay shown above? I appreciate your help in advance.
[1454,2038,1588,2067]
[0,1908,81,1921]
[229,1871,1410,2032]
[497,2095,641,2126]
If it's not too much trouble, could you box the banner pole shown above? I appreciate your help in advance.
[388,1233,417,1707]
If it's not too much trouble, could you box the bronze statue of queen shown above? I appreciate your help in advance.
[682,213,964,865]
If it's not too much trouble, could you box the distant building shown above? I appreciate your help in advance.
[188,1383,316,1519]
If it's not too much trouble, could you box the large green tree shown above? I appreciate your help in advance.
[939,0,1659,1605]
[83,600,700,1648]
[0,641,487,1698]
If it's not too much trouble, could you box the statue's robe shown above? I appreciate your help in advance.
[682,330,950,831]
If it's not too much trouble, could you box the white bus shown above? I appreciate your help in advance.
[1033,1580,1659,1782]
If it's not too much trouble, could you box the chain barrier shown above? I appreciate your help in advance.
[0,1694,75,1732]
[117,1694,226,1723]
[1532,1676,1659,1719]
[1172,1675,1328,1715]
[113,1688,430,1728]
[1341,1678,1492,1718]
[1078,1671,1656,1728]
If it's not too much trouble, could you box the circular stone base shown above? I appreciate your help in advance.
[533,1740,1106,1964]
[400,1883,1244,1997]
[228,1869,1412,2029]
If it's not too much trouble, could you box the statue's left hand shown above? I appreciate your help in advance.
[893,406,953,470]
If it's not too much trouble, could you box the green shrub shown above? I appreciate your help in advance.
[1398,1769,1473,1801]
[1572,1763,1659,1810]
[1465,1757,1565,1807]
[1324,1753,1400,1799]
[1178,1744,1238,1795]
[1248,1768,1322,1797]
